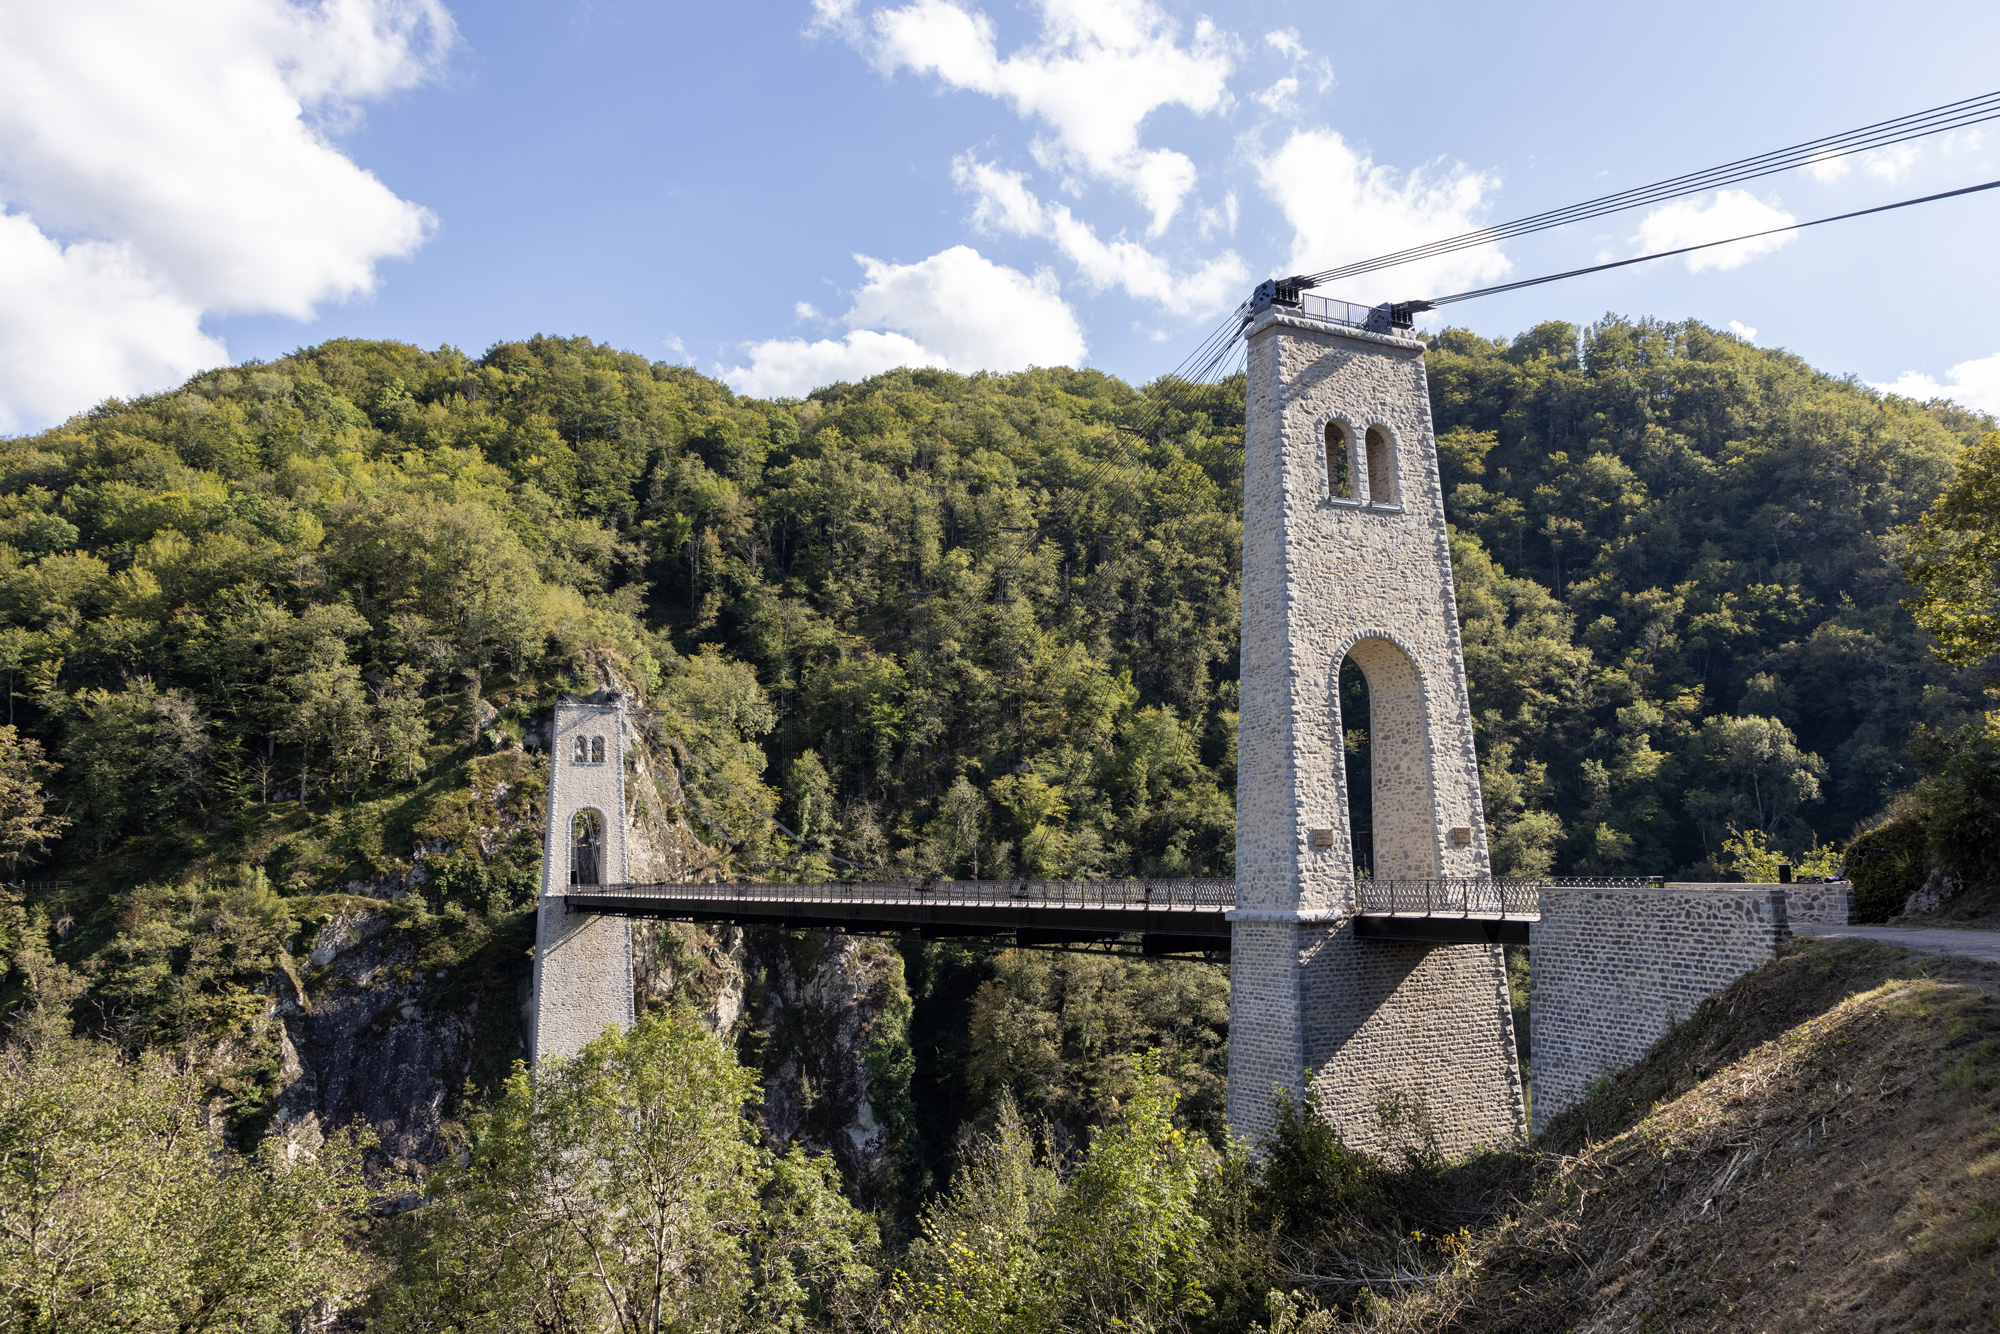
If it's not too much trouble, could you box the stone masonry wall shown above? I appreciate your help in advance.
[1529,886,1788,1135]
[1234,311,1488,914]
[1226,914,1311,1144]
[1784,881,1853,926]
[1229,306,1523,1151]
[1303,925,1525,1155]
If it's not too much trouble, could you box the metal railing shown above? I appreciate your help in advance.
[1544,876,1667,889]
[571,877,1236,911]
[1354,877,1543,918]
[1294,293,1381,329]
[573,875,1675,919]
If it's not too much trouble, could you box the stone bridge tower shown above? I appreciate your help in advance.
[529,696,636,1066]
[1227,300,1526,1152]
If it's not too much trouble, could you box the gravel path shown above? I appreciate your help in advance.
[1792,922,2000,965]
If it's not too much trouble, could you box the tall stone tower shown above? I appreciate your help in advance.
[1226,300,1525,1152]
[529,696,635,1066]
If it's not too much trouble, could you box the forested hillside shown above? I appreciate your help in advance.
[0,320,1985,1060]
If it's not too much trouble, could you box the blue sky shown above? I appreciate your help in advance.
[4,0,2000,432]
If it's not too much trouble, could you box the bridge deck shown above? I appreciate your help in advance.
[564,878,1235,952]
[556,876,1660,950]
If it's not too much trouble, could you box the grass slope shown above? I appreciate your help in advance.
[1345,938,2000,1332]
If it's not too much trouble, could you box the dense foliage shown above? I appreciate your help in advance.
[0,961,370,1331]
[1834,429,2000,920]
[0,320,1975,914]
[1429,320,1984,873]
[374,1006,881,1333]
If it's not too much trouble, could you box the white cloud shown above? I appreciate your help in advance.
[721,246,1086,397]
[855,0,1233,233]
[0,216,230,432]
[1195,190,1238,241]
[795,301,823,321]
[1258,25,1330,96]
[1263,28,1305,59]
[1863,142,1921,182]
[0,0,451,433]
[956,157,1247,314]
[1253,77,1300,114]
[1873,351,2000,416]
[1810,137,1959,186]
[1255,128,1507,303]
[1806,149,1851,183]
[1728,320,1758,342]
[1632,190,1795,272]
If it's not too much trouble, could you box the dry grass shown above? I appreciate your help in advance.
[1320,938,2000,1332]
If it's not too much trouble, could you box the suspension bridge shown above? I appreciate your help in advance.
[528,89,1983,1149]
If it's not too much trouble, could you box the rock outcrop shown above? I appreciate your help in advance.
[263,695,911,1186]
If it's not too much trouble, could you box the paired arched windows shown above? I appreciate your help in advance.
[1323,419,1399,507]
[572,734,606,765]
[570,808,605,886]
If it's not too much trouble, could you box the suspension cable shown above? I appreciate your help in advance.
[1426,176,2000,306]
[1303,88,2000,286]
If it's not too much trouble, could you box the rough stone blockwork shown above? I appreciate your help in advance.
[1228,307,1524,1154]
[1529,886,1788,1135]
[530,699,636,1065]
[1302,926,1525,1153]
[1783,882,1854,926]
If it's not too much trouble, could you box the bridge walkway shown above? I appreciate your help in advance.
[560,876,1637,951]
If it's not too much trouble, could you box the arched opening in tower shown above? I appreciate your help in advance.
[1339,637,1437,881]
[571,808,605,886]
[1340,655,1373,877]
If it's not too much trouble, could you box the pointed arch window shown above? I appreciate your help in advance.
[572,735,606,764]
[571,809,605,886]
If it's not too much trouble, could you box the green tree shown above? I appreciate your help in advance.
[373,1005,879,1333]
[892,1055,1210,1334]
[0,1030,371,1332]
[1682,714,1827,855]
[373,664,433,784]
[0,728,66,878]
[282,642,372,801]
[1038,1051,1211,1332]
[1903,430,2000,671]
[893,1095,1059,1334]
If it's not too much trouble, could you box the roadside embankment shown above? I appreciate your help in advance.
[1336,938,2000,1331]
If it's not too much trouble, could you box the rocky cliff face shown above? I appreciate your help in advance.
[262,700,911,1186]
[268,906,500,1169]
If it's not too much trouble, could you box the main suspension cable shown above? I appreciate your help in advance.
[1303,88,2000,287]
[1426,176,2000,306]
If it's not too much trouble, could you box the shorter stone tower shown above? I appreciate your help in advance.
[1227,300,1525,1153]
[529,697,635,1065]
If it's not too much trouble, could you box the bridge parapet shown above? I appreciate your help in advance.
[569,876,1234,911]
[562,876,1234,951]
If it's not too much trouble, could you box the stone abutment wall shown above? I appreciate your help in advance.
[1528,885,1789,1135]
